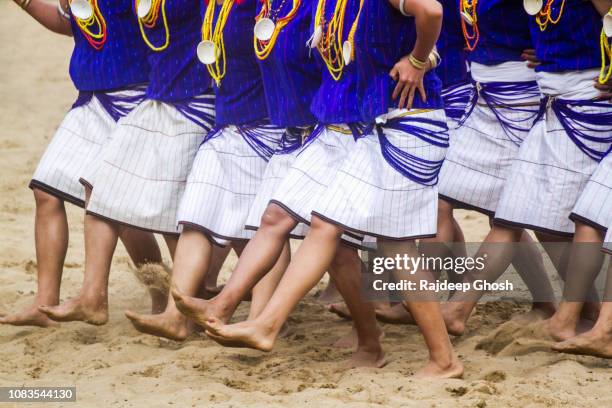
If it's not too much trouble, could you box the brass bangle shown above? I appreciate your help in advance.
[408,53,428,70]
[428,50,441,69]
[15,0,32,10]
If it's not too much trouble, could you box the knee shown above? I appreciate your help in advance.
[260,204,294,230]
[573,222,604,243]
[490,223,523,242]
[33,189,63,212]
[310,215,343,240]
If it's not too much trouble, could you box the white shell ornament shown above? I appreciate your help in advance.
[342,41,352,66]
[460,11,473,26]
[197,41,218,65]
[70,0,94,20]
[254,18,276,42]
[604,13,612,38]
[309,25,323,49]
[137,0,152,19]
[523,0,543,16]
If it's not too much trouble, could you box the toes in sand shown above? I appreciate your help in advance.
[205,320,276,352]
[0,305,59,328]
[552,331,612,359]
[39,298,108,326]
[124,310,190,341]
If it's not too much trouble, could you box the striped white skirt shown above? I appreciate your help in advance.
[495,71,612,236]
[570,152,612,231]
[87,93,215,234]
[438,81,541,216]
[244,127,311,239]
[177,123,284,246]
[31,96,116,207]
[312,109,449,241]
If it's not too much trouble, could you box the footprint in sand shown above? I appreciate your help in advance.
[475,319,554,356]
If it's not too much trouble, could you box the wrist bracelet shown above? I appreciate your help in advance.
[398,0,409,17]
[408,53,428,70]
[428,50,441,69]
[57,2,71,20]
[15,0,32,10]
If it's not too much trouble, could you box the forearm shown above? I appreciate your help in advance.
[591,0,612,16]
[388,0,442,61]
[14,0,73,36]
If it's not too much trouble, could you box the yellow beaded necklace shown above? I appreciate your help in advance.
[535,0,565,32]
[135,0,170,51]
[460,0,479,51]
[312,0,364,81]
[600,31,611,85]
[199,0,235,86]
[254,0,301,60]
[70,0,107,50]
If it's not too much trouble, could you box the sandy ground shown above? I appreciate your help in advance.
[0,2,611,407]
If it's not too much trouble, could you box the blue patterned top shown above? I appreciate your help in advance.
[144,0,211,102]
[462,0,533,65]
[312,0,443,125]
[257,0,321,127]
[528,0,601,72]
[210,0,269,126]
[69,0,149,91]
[437,0,468,87]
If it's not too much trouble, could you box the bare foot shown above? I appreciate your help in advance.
[0,305,59,328]
[542,316,578,342]
[39,297,108,325]
[171,285,233,331]
[551,329,612,359]
[415,355,464,379]
[204,318,276,351]
[376,303,415,325]
[345,347,388,369]
[332,326,385,349]
[441,303,468,337]
[317,281,342,304]
[327,303,352,320]
[125,310,191,341]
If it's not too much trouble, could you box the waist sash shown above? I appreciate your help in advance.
[72,86,147,122]
[465,80,542,146]
[203,120,283,162]
[545,97,612,162]
[376,113,449,186]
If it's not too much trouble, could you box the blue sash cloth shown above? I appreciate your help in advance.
[203,121,284,162]
[442,80,474,125]
[71,87,147,122]
[376,115,449,186]
[464,80,542,145]
[173,92,216,131]
[545,97,612,162]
